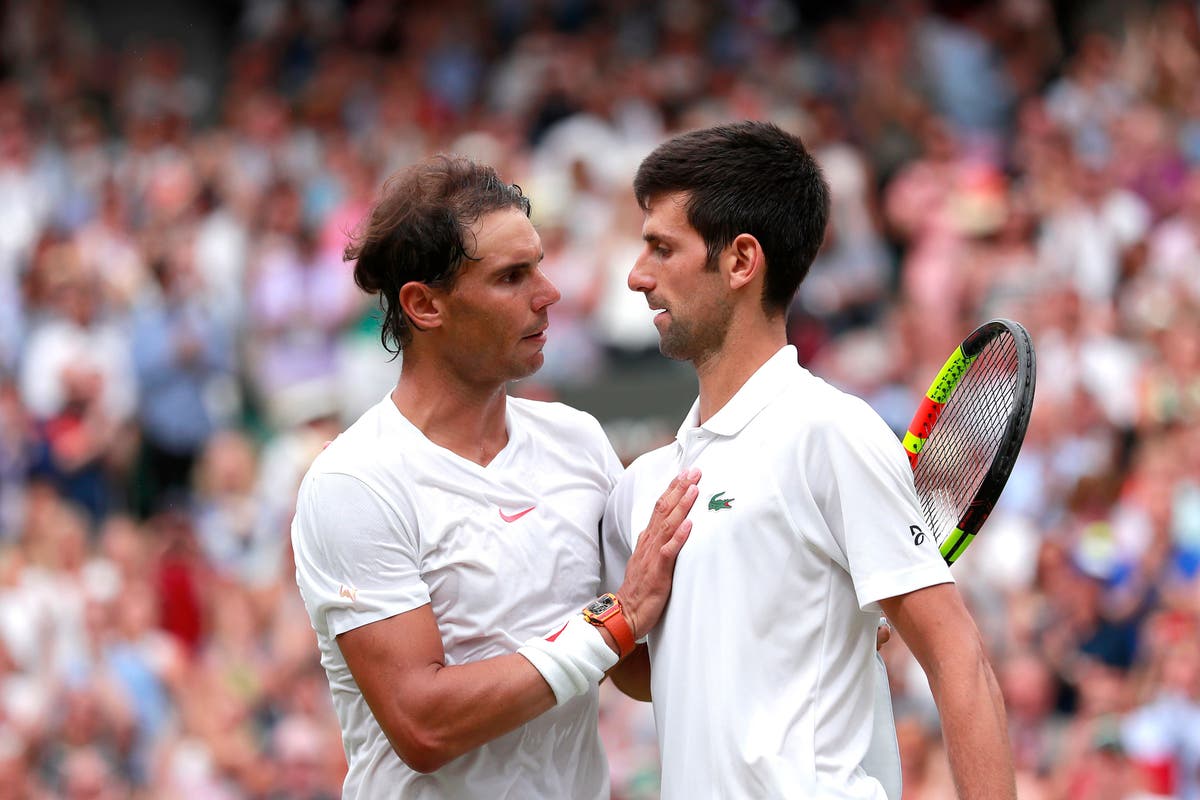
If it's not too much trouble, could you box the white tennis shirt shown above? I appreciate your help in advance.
[603,345,953,799]
[292,394,623,799]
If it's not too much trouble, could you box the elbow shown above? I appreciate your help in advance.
[388,720,457,774]
[395,745,450,775]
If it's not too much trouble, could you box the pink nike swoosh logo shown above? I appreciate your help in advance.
[499,506,536,523]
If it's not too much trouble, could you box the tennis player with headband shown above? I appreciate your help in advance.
[601,121,1016,799]
[290,156,699,799]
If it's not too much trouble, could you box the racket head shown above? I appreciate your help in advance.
[903,319,1036,564]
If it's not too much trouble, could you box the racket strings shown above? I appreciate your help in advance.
[914,334,1019,542]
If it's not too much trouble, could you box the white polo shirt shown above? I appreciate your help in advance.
[602,345,953,799]
[292,394,623,799]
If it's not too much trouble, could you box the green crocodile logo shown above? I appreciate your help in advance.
[707,491,734,511]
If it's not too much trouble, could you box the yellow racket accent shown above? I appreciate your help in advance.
[940,528,974,564]
[928,346,976,404]
[904,347,978,468]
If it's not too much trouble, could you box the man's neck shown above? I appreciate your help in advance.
[390,352,509,466]
[694,321,788,424]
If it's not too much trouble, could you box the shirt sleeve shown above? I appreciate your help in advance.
[600,435,625,493]
[600,471,635,594]
[579,408,624,493]
[291,470,431,637]
[797,399,954,611]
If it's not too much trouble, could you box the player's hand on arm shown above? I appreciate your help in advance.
[879,584,1016,800]
[338,605,558,774]
[615,468,700,640]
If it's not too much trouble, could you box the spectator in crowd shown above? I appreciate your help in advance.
[20,247,135,523]
[244,186,360,430]
[131,234,236,512]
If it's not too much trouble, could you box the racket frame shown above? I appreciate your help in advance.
[902,319,1036,564]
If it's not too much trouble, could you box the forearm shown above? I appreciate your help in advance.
[373,652,556,773]
[395,618,647,766]
[340,609,564,775]
[880,584,1015,800]
[363,613,626,772]
[608,644,652,701]
[928,648,1016,800]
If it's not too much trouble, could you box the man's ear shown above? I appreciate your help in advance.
[398,281,443,333]
[727,233,764,292]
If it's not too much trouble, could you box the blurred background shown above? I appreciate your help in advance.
[0,0,1199,797]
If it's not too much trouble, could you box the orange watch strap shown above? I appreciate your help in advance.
[584,594,637,659]
[601,604,636,659]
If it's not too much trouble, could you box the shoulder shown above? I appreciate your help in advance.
[783,370,897,445]
[508,396,610,448]
[604,440,675,544]
[757,371,905,481]
[614,441,676,490]
[303,399,406,484]
[739,367,892,448]
[508,397,623,482]
[508,395,601,429]
[292,409,414,553]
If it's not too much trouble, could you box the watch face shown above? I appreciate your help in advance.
[586,595,615,616]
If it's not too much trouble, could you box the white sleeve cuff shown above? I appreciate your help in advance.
[856,560,955,612]
[518,616,619,705]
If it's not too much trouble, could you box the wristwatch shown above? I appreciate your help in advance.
[583,593,636,659]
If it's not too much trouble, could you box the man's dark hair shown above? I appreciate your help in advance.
[633,121,830,313]
[346,155,532,354]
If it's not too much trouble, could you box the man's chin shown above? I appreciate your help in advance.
[662,340,691,359]
[657,337,691,362]
[509,353,545,382]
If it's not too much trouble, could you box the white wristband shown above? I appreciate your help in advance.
[518,616,619,705]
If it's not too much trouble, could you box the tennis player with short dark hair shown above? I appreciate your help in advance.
[602,121,1016,799]
[290,156,698,798]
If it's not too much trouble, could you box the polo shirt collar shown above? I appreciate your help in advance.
[676,345,800,440]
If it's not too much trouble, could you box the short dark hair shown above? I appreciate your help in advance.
[633,121,830,313]
[346,155,532,354]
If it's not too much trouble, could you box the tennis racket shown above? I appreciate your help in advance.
[902,319,1036,565]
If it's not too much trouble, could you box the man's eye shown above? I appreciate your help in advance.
[655,247,670,258]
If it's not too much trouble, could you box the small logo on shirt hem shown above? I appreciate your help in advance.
[338,584,358,603]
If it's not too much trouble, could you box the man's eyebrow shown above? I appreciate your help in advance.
[496,251,545,271]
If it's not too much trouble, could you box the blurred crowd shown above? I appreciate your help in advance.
[1,0,1199,797]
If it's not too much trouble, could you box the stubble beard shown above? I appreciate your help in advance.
[449,335,544,387]
[657,298,732,364]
